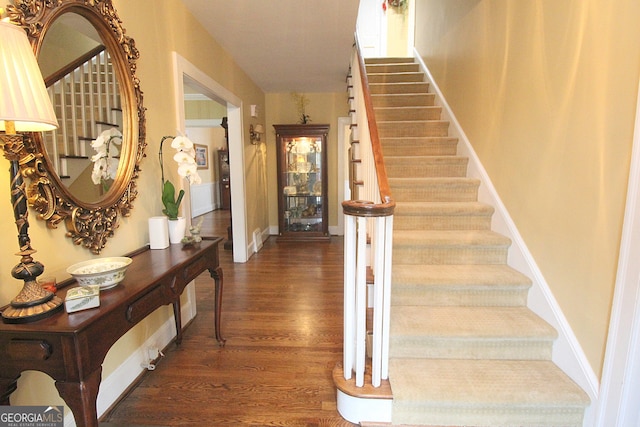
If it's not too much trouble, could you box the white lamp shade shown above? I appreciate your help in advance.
[0,20,58,132]
[254,124,264,134]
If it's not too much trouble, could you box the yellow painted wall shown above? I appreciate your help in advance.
[386,1,410,57]
[414,0,640,378]
[264,93,349,232]
[1,0,265,411]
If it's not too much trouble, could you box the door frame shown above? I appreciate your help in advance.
[172,52,249,262]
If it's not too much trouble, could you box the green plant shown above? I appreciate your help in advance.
[159,135,201,220]
[161,180,184,220]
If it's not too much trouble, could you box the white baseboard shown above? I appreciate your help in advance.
[248,227,269,255]
[413,50,599,422]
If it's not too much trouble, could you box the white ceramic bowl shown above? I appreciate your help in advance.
[66,257,132,290]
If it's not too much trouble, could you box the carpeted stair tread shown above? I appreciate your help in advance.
[366,63,420,74]
[389,177,480,202]
[368,72,425,84]
[393,201,493,230]
[374,105,442,121]
[393,230,511,265]
[394,201,493,216]
[372,93,436,107]
[365,57,415,64]
[378,120,450,138]
[388,359,590,426]
[392,264,531,307]
[391,305,556,339]
[393,230,511,247]
[392,264,530,288]
[386,156,468,178]
[370,82,430,94]
[381,136,459,156]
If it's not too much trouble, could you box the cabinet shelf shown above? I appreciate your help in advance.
[275,124,330,241]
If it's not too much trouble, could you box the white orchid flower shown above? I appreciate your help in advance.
[106,161,118,180]
[91,134,106,149]
[179,164,202,185]
[173,151,196,165]
[90,128,122,190]
[178,162,199,179]
[91,158,107,185]
[91,152,105,162]
[170,136,194,151]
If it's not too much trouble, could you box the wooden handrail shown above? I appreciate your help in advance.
[342,34,395,218]
[44,45,106,87]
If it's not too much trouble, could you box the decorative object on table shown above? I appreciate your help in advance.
[37,276,57,294]
[0,19,63,323]
[90,128,122,192]
[148,216,170,249]
[182,217,203,247]
[290,92,311,124]
[66,257,132,290]
[64,285,100,313]
[159,134,202,243]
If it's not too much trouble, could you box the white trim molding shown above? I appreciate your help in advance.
[595,78,640,427]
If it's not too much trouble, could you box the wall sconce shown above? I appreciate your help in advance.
[249,124,264,145]
[0,20,63,323]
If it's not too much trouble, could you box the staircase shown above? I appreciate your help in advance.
[43,48,121,187]
[364,57,590,426]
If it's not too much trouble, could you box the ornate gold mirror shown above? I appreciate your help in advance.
[7,0,146,254]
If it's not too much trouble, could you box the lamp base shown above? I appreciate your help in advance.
[2,280,64,324]
[2,261,64,324]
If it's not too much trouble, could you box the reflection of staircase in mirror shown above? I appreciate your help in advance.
[42,46,121,196]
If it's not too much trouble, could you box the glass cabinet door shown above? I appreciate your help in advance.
[275,124,329,241]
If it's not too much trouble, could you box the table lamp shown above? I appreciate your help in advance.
[0,19,63,323]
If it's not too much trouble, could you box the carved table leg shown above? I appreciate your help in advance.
[210,266,225,346]
[173,299,183,345]
[0,375,20,405]
[55,367,102,427]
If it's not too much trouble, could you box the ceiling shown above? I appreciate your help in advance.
[180,0,361,93]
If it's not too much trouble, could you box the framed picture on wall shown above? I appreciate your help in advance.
[194,144,208,169]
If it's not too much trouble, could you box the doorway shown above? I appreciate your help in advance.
[172,52,249,262]
[182,81,231,247]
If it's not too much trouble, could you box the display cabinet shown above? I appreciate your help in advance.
[274,124,330,241]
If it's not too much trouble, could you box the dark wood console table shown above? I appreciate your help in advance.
[0,237,224,427]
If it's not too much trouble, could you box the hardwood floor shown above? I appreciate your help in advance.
[101,210,356,426]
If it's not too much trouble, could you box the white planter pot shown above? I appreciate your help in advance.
[167,217,187,244]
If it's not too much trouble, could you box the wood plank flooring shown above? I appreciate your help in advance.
[101,210,356,426]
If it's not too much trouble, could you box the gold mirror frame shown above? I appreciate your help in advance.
[7,0,146,254]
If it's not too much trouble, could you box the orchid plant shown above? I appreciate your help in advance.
[91,128,122,192]
[159,135,202,220]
